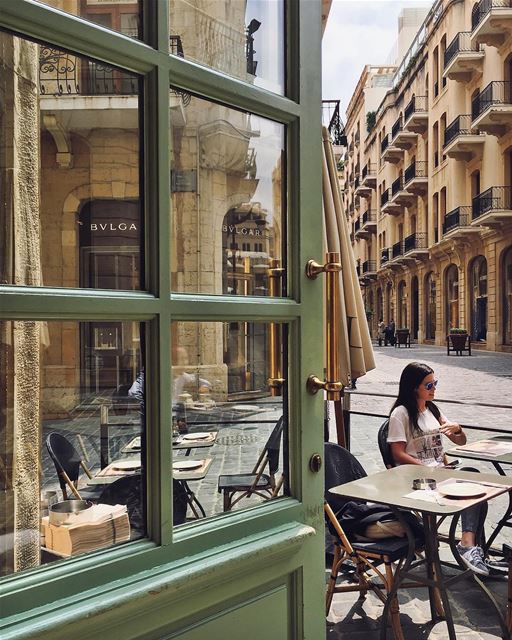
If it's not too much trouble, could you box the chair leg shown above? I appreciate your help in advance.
[507,555,512,632]
[223,490,231,512]
[326,543,342,616]
[384,561,404,640]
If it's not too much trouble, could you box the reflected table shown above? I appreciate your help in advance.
[330,464,512,640]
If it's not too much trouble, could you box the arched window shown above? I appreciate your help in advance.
[425,271,436,340]
[503,246,512,344]
[397,280,407,328]
[470,255,487,341]
[386,282,393,322]
[445,264,459,330]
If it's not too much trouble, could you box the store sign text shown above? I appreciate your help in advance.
[90,223,138,232]
[222,225,268,238]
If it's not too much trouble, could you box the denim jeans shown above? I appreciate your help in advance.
[460,466,487,540]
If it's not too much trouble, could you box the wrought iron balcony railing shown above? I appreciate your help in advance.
[472,81,512,120]
[472,0,512,31]
[362,210,376,225]
[391,117,402,140]
[404,95,427,122]
[381,135,390,154]
[404,232,427,253]
[362,260,376,274]
[472,186,512,219]
[392,241,403,259]
[443,206,472,234]
[354,218,361,233]
[322,100,347,146]
[362,162,374,179]
[380,189,390,207]
[444,115,482,146]
[391,176,402,197]
[444,32,481,67]
[404,161,427,185]
[381,248,390,264]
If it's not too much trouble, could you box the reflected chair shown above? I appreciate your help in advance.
[324,442,422,639]
[218,416,284,512]
[46,432,103,501]
[377,419,395,469]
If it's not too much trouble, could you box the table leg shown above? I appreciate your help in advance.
[100,421,109,469]
[180,480,206,518]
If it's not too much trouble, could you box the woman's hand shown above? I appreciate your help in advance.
[439,422,466,444]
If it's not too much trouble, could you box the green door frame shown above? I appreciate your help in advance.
[0,1,326,638]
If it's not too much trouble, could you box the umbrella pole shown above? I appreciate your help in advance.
[333,397,347,449]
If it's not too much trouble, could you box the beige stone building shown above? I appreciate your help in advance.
[343,0,512,352]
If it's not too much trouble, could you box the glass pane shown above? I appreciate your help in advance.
[0,320,145,577]
[171,321,288,525]
[34,1,142,40]
[169,0,284,95]
[0,32,143,290]
[170,93,286,297]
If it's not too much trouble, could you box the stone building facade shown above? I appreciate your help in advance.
[343,0,512,352]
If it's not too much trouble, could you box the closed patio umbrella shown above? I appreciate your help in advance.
[322,126,375,444]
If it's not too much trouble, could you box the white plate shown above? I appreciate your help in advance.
[173,460,203,471]
[437,482,486,498]
[112,460,141,471]
[182,432,210,441]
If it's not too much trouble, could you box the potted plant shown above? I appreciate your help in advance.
[448,327,468,351]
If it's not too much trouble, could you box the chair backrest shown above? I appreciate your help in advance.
[324,442,366,514]
[377,419,396,469]
[46,432,82,496]
[264,416,284,476]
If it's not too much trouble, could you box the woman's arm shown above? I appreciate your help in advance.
[439,420,467,445]
[390,442,423,466]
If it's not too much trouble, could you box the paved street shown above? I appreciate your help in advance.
[327,343,512,639]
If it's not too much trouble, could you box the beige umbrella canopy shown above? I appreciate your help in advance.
[322,127,375,441]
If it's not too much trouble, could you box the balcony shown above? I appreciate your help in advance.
[403,161,428,195]
[444,115,485,160]
[472,186,512,224]
[391,240,405,263]
[444,32,484,81]
[360,260,377,279]
[403,96,428,134]
[380,188,402,216]
[390,176,415,207]
[354,217,361,238]
[361,162,377,189]
[472,81,512,135]
[441,206,482,239]
[359,210,377,236]
[380,134,404,163]
[391,116,418,150]
[402,232,429,261]
[380,248,390,267]
[471,0,512,48]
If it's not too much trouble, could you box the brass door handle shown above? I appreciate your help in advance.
[268,259,284,397]
[305,252,342,401]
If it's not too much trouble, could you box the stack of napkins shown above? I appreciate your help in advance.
[42,504,130,556]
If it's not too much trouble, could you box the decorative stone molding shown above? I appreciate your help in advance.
[42,114,72,168]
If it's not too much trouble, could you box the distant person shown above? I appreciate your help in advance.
[377,319,386,347]
[386,318,396,346]
[386,362,498,576]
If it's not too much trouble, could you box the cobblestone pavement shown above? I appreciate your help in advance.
[327,344,512,640]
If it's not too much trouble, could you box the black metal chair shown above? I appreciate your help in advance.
[324,442,421,638]
[46,432,103,501]
[97,474,145,538]
[377,419,396,469]
[217,416,284,512]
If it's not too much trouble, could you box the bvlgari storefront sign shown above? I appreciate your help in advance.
[90,222,138,232]
[222,225,269,238]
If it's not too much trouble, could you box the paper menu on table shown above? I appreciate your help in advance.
[456,440,512,457]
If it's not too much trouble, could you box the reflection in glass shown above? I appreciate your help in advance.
[0,32,142,290]
[0,321,145,576]
[169,0,285,95]
[170,93,286,297]
[171,321,288,526]
[34,0,142,40]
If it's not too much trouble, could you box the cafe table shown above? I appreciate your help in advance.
[88,456,213,518]
[121,431,218,457]
[329,464,512,640]
[448,435,512,552]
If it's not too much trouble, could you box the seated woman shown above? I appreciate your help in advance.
[387,361,490,576]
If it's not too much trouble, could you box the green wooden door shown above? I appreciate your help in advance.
[0,2,325,638]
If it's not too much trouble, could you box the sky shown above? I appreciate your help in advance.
[323,0,432,121]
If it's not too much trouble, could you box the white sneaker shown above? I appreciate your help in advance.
[456,544,489,576]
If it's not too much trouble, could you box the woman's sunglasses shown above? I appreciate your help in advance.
[424,380,439,391]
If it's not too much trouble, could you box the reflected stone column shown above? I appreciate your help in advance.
[0,34,42,572]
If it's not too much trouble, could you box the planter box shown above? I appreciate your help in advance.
[395,330,411,348]
[446,333,471,356]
